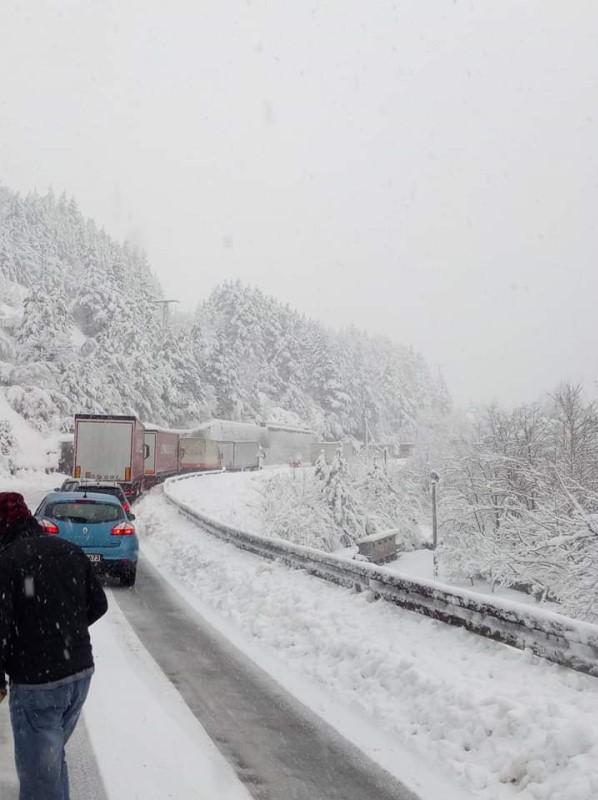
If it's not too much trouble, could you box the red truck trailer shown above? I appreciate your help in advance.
[143,429,180,487]
[73,414,145,500]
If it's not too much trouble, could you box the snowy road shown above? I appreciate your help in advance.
[144,476,598,800]
[0,475,110,800]
[4,474,598,799]
[0,557,418,800]
[3,479,253,800]
[0,577,255,800]
[113,556,419,800]
[0,705,108,800]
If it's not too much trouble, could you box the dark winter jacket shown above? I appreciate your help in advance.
[0,517,108,689]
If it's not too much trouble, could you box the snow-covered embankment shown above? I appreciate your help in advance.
[136,471,598,800]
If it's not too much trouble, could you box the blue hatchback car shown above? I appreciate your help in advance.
[35,491,139,586]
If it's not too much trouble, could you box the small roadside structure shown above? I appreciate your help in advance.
[356,529,398,564]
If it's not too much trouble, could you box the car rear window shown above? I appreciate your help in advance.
[83,486,124,500]
[46,502,123,524]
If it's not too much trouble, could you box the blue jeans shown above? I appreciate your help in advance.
[9,671,92,800]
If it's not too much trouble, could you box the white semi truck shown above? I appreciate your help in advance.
[73,414,146,500]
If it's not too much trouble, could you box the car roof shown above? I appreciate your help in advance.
[43,491,123,505]
[75,480,122,488]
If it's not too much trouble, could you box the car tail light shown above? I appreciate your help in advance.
[122,501,131,514]
[111,522,135,536]
[40,519,59,535]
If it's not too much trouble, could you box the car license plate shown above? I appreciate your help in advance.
[87,554,102,563]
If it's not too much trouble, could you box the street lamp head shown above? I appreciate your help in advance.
[430,470,440,483]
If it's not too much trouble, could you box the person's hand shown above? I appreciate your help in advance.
[0,687,7,704]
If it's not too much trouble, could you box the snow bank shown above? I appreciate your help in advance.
[137,488,598,800]
[391,549,566,614]
[165,469,272,534]
[0,471,61,514]
[165,472,598,676]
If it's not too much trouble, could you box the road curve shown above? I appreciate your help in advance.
[113,556,420,800]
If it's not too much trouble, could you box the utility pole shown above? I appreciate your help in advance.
[151,299,180,330]
[431,470,440,578]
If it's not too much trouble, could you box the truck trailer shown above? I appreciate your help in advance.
[73,414,145,500]
[227,440,259,470]
[178,437,224,471]
[178,437,260,472]
[266,424,316,465]
[144,429,180,487]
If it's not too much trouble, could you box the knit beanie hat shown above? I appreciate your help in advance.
[0,492,32,536]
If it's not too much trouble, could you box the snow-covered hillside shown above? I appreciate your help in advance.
[0,386,61,473]
[0,184,448,439]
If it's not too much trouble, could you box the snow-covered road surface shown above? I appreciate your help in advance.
[0,586,254,800]
[0,703,15,798]
[0,702,19,800]
[6,471,598,799]
[113,556,419,800]
[0,702,108,800]
[1,476,109,800]
[3,465,254,800]
[86,589,252,800]
[143,475,598,800]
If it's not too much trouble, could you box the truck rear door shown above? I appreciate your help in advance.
[75,420,133,481]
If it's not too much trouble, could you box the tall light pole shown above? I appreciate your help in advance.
[151,299,180,330]
[431,470,440,578]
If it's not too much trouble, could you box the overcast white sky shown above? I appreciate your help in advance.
[1,1,597,405]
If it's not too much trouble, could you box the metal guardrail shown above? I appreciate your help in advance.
[164,472,598,677]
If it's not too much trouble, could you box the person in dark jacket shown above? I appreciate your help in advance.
[0,491,108,800]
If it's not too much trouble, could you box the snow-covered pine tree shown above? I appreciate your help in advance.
[0,419,16,474]
[323,447,363,544]
[16,282,71,365]
[314,449,329,481]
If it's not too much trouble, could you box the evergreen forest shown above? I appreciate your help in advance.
[0,185,449,438]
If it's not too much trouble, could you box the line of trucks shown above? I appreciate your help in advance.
[71,414,351,500]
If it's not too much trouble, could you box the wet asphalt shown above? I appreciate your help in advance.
[113,556,420,800]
